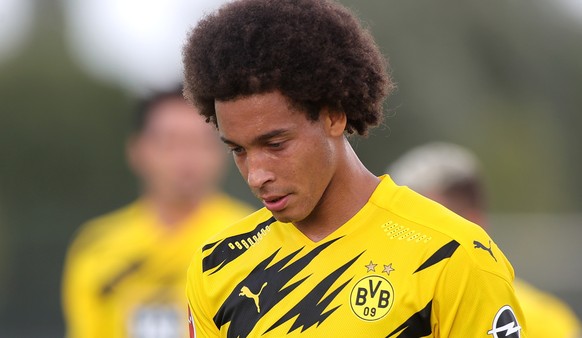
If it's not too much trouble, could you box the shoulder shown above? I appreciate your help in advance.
[191,194,255,238]
[376,180,514,282]
[514,278,582,335]
[205,208,274,248]
[194,208,275,273]
[205,193,255,219]
[66,202,142,256]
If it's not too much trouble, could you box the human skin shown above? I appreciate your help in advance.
[128,97,226,225]
[216,91,379,242]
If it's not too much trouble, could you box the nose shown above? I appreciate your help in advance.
[247,167,274,190]
[246,153,274,189]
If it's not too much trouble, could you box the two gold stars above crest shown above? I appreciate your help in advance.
[365,261,395,275]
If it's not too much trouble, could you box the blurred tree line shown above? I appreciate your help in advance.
[0,0,581,336]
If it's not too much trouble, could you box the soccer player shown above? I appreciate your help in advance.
[62,88,252,338]
[388,142,581,338]
[182,0,526,336]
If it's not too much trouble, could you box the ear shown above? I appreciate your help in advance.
[321,107,347,137]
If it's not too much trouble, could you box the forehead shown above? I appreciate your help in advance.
[146,99,205,128]
[215,91,310,141]
[139,99,220,143]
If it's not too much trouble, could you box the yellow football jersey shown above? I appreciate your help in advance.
[514,279,580,338]
[63,194,252,338]
[187,176,527,337]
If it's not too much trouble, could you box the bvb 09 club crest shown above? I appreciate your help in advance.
[349,274,395,321]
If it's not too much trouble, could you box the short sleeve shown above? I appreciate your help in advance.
[186,250,220,338]
[432,246,528,337]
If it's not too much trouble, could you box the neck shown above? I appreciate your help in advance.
[143,193,203,229]
[294,139,379,242]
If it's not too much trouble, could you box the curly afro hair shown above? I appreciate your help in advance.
[182,0,394,135]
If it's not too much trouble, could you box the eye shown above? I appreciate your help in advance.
[267,141,284,149]
[229,146,245,155]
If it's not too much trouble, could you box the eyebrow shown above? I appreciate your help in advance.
[220,128,289,147]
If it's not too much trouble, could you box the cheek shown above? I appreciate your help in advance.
[290,140,333,186]
[233,155,249,180]
[208,152,227,171]
[144,147,191,179]
[139,146,167,174]
[198,152,227,180]
[192,146,219,166]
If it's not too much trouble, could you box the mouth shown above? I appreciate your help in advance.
[261,194,290,212]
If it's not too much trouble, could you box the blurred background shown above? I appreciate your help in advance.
[0,0,581,336]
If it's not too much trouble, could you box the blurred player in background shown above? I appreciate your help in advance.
[62,87,252,338]
[388,141,581,338]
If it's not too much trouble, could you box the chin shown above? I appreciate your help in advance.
[270,212,294,224]
[270,208,309,225]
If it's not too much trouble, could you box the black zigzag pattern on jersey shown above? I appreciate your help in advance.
[265,252,363,335]
[202,216,276,274]
[386,300,432,338]
[100,258,145,297]
[213,237,344,338]
[413,240,459,274]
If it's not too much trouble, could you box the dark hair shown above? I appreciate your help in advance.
[183,0,393,135]
[133,86,185,132]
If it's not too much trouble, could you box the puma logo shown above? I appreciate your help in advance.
[239,282,268,313]
[473,240,497,262]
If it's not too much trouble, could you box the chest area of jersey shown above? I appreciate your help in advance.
[206,233,445,337]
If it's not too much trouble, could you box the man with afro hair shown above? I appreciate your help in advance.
[183,0,526,337]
